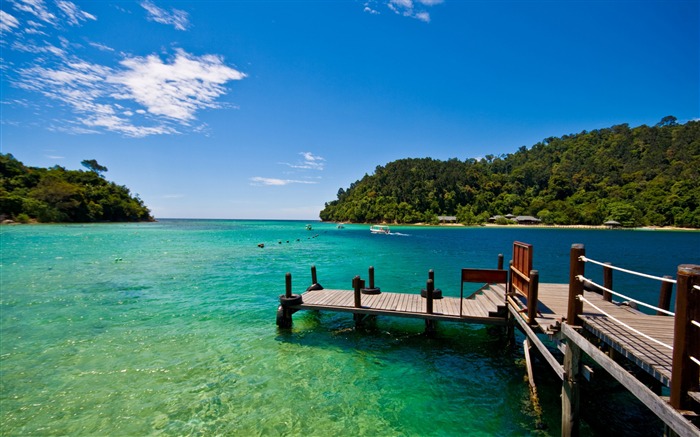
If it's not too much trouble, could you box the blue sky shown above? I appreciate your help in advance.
[1,0,698,219]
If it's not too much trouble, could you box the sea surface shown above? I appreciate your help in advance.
[1,220,699,436]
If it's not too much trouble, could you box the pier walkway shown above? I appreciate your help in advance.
[276,242,700,436]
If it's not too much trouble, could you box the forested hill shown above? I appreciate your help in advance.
[320,118,700,228]
[0,154,153,223]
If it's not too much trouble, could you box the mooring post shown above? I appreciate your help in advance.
[361,266,381,295]
[285,272,292,298]
[670,264,700,410]
[306,265,324,291]
[603,262,613,302]
[527,270,539,325]
[276,272,296,328]
[426,278,434,314]
[562,340,581,437]
[567,244,585,326]
[498,253,504,270]
[657,275,673,316]
[425,278,436,335]
[353,275,362,308]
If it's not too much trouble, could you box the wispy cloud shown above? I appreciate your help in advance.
[283,152,326,170]
[10,0,57,25]
[250,177,319,186]
[0,10,20,33]
[56,1,96,26]
[253,152,325,187]
[11,46,245,137]
[364,0,443,22]
[5,0,245,137]
[140,0,189,31]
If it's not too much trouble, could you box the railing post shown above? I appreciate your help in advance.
[670,264,700,410]
[353,275,362,308]
[603,262,613,302]
[567,244,585,326]
[527,270,539,325]
[426,278,434,314]
[657,275,673,316]
[497,253,504,270]
[507,260,513,296]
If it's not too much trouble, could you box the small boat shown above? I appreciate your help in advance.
[337,223,345,229]
[305,224,313,230]
[370,225,390,234]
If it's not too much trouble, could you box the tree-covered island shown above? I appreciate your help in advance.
[320,118,699,228]
[0,154,153,223]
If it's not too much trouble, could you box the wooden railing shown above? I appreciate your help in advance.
[565,243,700,415]
[509,241,539,325]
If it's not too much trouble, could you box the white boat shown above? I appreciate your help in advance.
[305,224,313,230]
[337,223,345,229]
[370,225,390,234]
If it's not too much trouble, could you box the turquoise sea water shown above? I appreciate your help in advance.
[1,220,699,436]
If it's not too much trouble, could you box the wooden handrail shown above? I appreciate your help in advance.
[670,264,700,410]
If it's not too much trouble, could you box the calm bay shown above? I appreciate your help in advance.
[2,220,699,436]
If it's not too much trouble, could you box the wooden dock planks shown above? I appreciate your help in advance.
[515,283,677,387]
[294,287,507,325]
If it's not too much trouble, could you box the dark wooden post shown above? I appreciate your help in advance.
[670,264,700,410]
[498,253,504,270]
[368,266,376,289]
[567,244,585,326]
[311,265,318,285]
[527,270,539,325]
[353,276,362,308]
[277,273,294,328]
[426,278,434,314]
[657,275,673,316]
[603,262,613,302]
[562,340,581,437]
[285,272,292,298]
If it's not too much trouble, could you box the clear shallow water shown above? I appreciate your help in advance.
[1,220,698,436]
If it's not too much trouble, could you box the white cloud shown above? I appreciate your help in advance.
[11,0,56,25]
[56,1,95,26]
[250,177,318,186]
[109,50,245,122]
[140,0,189,31]
[14,49,244,137]
[88,41,114,52]
[369,0,441,22]
[285,152,326,170]
[0,10,20,33]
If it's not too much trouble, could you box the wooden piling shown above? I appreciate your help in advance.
[567,244,585,326]
[657,275,673,316]
[670,264,700,410]
[562,340,581,437]
[603,262,613,302]
[498,253,504,270]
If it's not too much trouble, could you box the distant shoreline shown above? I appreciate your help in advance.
[347,222,700,231]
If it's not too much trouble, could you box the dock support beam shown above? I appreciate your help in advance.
[562,339,581,437]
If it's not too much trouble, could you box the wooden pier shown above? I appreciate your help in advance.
[276,243,700,436]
